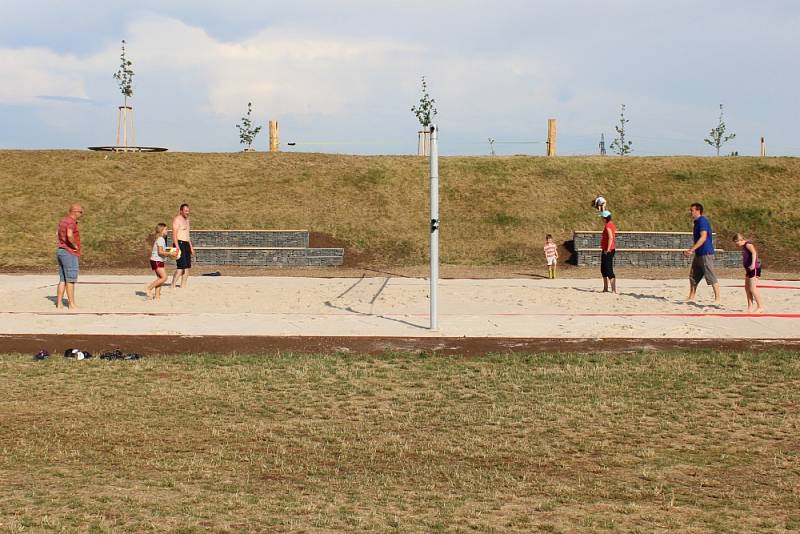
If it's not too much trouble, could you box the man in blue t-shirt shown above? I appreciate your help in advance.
[683,202,720,303]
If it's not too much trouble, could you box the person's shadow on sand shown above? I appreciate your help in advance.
[620,292,671,302]
[685,301,723,310]
[572,287,609,294]
[513,272,550,280]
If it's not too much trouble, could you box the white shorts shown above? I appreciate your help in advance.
[546,256,557,266]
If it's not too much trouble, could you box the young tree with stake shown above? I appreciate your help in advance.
[236,102,262,151]
[704,104,736,156]
[411,76,438,156]
[610,104,632,156]
[112,40,134,107]
[411,76,438,128]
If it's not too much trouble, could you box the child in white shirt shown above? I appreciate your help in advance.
[145,223,178,300]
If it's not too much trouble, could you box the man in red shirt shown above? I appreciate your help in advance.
[599,210,617,293]
[56,204,84,310]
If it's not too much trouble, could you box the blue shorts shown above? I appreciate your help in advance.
[57,248,79,283]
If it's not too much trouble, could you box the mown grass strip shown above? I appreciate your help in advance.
[1,351,798,531]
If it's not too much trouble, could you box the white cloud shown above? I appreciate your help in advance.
[1,3,798,154]
[0,48,91,104]
[120,13,428,118]
[0,12,430,117]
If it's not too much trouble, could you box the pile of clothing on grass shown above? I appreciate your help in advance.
[33,349,143,361]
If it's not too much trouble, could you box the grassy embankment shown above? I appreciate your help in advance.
[1,351,798,531]
[1,150,798,269]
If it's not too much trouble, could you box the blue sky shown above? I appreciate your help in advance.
[1,0,798,155]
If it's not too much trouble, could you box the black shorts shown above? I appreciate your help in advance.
[601,250,615,279]
[176,240,192,269]
[746,266,762,279]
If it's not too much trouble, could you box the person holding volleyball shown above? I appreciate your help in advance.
[145,223,178,300]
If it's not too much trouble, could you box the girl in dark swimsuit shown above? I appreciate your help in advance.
[733,233,764,313]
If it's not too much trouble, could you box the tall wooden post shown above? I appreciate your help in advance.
[116,105,135,150]
[760,136,766,157]
[418,127,431,156]
[269,120,279,152]
[546,118,557,157]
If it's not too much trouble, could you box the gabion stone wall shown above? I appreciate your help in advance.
[574,231,696,250]
[574,231,741,268]
[576,249,741,268]
[168,230,308,248]
[167,230,343,267]
[195,247,344,266]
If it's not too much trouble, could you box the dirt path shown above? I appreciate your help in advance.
[4,334,800,357]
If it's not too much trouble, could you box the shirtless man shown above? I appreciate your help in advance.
[171,203,195,289]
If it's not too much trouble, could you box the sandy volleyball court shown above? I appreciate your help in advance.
[1,274,799,339]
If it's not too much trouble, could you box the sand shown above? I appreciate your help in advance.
[1,274,798,339]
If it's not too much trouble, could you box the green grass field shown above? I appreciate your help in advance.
[2,151,799,270]
[2,351,798,532]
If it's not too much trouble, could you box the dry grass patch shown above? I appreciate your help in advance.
[2,151,800,270]
[1,351,799,531]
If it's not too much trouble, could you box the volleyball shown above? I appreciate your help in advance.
[593,195,607,211]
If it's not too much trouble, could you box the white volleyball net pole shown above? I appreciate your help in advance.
[429,124,439,330]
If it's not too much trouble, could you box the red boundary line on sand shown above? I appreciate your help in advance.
[0,311,187,317]
[35,282,143,289]
[549,312,800,318]
[1,311,798,318]
[725,284,800,290]
[29,282,800,290]
[77,282,144,285]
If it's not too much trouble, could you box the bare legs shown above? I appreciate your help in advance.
[745,277,764,313]
[602,277,617,294]
[171,268,189,289]
[145,268,168,300]
[687,282,720,304]
[55,282,76,310]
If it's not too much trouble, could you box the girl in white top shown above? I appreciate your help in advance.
[145,223,177,300]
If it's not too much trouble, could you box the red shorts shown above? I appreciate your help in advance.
[150,260,165,271]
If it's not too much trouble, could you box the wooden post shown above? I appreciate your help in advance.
[546,118,557,157]
[418,127,431,156]
[269,120,279,152]
[116,105,134,150]
[760,136,766,157]
[420,127,430,156]
[116,107,122,147]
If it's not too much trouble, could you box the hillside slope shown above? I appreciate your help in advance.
[1,151,797,269]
